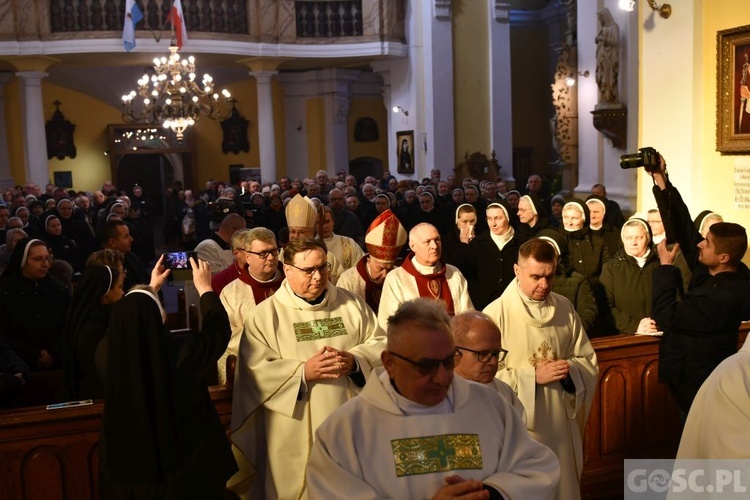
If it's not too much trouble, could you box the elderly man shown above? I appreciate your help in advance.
[307,299,559,499]
[217,227,284,385]
[378,223,473,329]
[229,238,385,500]
[483,238,598,500]
[451,310,526,423]
[327,188,364,248]
[337,210,407,314]
[317,206,363,270]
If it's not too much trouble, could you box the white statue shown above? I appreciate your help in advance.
[595,8,620,105]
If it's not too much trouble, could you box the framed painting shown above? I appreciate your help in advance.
[396,130,414,174]
[717,24,750,153]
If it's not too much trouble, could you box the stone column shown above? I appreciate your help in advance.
[321,69,359,175]
[0,73,15,189]
[16,71,48,187]
[249,70,278,184]
[489,1,513,181]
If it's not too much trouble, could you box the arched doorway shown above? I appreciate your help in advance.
[116,154,172,215]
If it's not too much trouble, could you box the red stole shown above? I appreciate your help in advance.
[355,256,385,313]
[238,267,284,304]
[400,253,455,316]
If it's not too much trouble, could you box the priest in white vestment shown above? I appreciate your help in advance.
[307,298,559,499]
[217,227,283,385]
[675,335,750,459]
[280,194,344,284]
[337,209,407,314]
[318,205,364,270]
[483,238,598,500]
[378,223,473,330]
[451,310,527,424]
[229,238,385,500]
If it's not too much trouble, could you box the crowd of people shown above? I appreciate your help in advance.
[0,158,748,499]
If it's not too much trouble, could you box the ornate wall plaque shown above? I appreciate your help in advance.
[46,100,77,160]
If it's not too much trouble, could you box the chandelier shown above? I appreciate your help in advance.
[122,45,234,141]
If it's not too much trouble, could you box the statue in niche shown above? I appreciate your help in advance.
[594,8,620,107]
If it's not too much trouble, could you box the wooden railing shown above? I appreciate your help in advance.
[0,356,235,500]
[37,0,400,41]
[295,1,363,38]
[49,0,249,35]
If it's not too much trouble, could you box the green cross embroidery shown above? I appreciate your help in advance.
[294,317,347,342]
[391,434,482,477]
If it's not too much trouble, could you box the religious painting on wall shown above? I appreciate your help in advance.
[396,130,414,174]
[717,24,750,153]
[46,101,77,160]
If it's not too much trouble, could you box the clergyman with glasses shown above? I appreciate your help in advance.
[451,310,526,424]
[229,237,385,500]
[307,298,559,499]
[483,238,598,500]
[215,227,284,385]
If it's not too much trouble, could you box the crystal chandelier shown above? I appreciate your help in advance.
[122,45,233,141]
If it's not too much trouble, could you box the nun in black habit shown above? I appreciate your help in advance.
[62,264,125,401]
[97,257,237,499]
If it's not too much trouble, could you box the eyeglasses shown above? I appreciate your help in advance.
[287,262,332,277]
[388,350,457,376]
[245,248,279,260]
[455,346,508,364]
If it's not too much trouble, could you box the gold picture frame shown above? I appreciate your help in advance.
[717,24,750,154]
[396,130,414,174]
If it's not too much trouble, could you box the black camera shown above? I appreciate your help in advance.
[619,147,661,173]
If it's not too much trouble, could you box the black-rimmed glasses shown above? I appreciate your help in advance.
[455,346,508,364]
[287,262,332,277]
[244,248,279,260]
[388,350,458,376]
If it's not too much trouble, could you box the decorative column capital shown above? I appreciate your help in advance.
[434,0,451,19]
[15,70,47,84]
[249,70,279,85]
[492,1,511,22]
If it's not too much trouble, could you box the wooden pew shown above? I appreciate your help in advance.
[580,325,749,499]
[0,356,236,500]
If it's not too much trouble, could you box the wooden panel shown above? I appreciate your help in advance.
[581,326,748,499]
[0,360,235,500]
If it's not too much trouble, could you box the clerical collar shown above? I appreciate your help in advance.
[296,289,327,305]
[590,224,603,231]
[381,370,454,415]
[411,257,441,275]
[249,269,281,283]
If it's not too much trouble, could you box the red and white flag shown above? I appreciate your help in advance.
[170,0,188,49]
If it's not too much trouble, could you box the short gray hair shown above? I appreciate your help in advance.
[387,298,451,347]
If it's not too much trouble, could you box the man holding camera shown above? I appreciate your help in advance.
[647,155,750,420]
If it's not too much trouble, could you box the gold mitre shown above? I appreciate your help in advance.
[285,194,318,229]
[365,209,407,262]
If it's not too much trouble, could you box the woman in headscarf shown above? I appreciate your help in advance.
[561,198,610,282]
[44,214,81,272]
[599,218,691,335]
[465,201,519,309]
[0,238,70,370]
[97,257,236,499]
[63,264,125,401]
[442,203,476,267]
